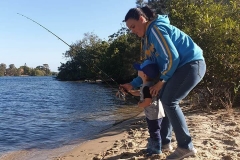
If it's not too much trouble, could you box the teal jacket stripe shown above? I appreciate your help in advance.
[150,25,180,81]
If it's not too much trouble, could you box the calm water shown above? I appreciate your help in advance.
[0,76,141,159]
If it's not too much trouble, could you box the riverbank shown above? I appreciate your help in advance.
[52,106,240,160]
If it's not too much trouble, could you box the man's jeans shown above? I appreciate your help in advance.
[159,60,206,149]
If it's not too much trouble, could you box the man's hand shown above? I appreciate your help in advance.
[150,81,164,96]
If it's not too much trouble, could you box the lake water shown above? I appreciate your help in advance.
[0,76,142,159]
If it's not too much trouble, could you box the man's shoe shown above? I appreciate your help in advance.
[166,147,197,160]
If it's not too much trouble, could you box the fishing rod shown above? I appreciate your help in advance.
[17,13,139,102]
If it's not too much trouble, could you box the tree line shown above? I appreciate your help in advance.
[57,0,239,109]
[0,63,56,76]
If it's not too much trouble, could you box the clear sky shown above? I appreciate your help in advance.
[0,0,136,72]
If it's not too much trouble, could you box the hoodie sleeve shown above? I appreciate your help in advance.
[149,25,180,81]
[130,76,143,88]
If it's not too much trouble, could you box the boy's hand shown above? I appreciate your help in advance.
[120,83,133,93]
[138,101,142,107]
[116,83,133,100]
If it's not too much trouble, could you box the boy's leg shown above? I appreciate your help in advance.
[160,60,206,149]
[146,118,162,156]
[146,118,162,140]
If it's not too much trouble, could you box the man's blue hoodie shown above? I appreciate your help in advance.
[130,15,204,88]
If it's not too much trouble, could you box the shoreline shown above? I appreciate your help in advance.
[52,111,147,160]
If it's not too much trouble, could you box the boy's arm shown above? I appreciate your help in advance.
[129,90,140,96]
[138,98,152,108]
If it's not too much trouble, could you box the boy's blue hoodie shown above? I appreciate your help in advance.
[130,15,204,88]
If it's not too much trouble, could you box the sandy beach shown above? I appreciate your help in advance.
[50,106,240,160]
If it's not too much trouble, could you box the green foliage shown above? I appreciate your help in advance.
[57,61,82,81]
[59,33,107,81]
[0,63,6,76]
[20,65,31,75]
[0,71,4,77]
[100,34,141,83]
[31,69,45,76]
[34,65,51,76]
[57,31,141,83]
[6,64,17,76]
[136,0,147,7]
[0,63,54,76]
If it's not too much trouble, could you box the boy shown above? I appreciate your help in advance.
[128,60,165,156]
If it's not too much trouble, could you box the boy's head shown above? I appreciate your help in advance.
[133,60,159,81]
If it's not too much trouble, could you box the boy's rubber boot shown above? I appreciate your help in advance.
[146,139,162,156]
[146,138,152,153]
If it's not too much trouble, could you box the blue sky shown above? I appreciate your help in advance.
[0,0,136,72]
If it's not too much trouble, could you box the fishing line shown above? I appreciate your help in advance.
[17,13,116,85]
[17,13,139,102]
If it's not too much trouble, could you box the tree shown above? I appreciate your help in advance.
[20,64,31,75]
[42,64,51,75]
[100,33,141,83]
[57,28,142,83]
[136,0,147,7]
[6,64,17,76]
[58,32,110,81]
[0,63,6,76]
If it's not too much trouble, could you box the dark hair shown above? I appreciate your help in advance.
[124,5,155,22]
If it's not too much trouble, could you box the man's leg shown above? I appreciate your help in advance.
[160,60,206,149]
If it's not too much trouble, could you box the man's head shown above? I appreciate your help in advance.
[133,60,159,81]
[124,6,155,37]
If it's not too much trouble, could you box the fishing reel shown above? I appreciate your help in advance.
[116,89,126,101]
[116,87,140,103]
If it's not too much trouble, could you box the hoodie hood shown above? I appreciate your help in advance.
[145,14,170,35]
